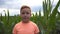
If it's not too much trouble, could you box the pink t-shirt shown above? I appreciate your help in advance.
[12,21,39,34]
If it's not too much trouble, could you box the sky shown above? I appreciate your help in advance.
[0,0,60,16]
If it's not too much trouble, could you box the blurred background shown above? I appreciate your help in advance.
[0,0,60,34]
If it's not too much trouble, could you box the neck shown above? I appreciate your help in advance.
[22,20,30,23]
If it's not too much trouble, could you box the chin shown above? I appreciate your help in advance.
[23,20,29,23]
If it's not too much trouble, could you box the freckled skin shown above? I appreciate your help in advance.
[20,8,31,23]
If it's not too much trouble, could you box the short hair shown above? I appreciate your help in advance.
[20,5,31,11]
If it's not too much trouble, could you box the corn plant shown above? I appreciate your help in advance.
[0,0,60,34]
[39,0,60,34]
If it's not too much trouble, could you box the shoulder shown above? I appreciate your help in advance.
[14,21,21,28]
[30,21,38,27]
[30,21,40,33]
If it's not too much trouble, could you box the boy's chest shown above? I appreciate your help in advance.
[16,24,35,34]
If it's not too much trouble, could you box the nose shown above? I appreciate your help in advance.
[24,13,27,17]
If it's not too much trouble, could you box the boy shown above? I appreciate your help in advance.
[12,5,40,34]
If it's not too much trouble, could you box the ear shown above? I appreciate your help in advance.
[30,11,31,16]
[29,13,31,17]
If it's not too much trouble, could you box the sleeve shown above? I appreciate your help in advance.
[12,25,17,34]
[34,24,40,34]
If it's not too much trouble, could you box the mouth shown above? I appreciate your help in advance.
[23,17,28,19]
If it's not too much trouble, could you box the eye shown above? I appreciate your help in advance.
[27,12,29,14]
[22,12,25,14]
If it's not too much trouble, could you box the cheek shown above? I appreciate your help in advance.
[20,14,24,18]
[27,15,31,18]
[28,13,31,16]
[27,14,31,17]
[20,15,25,17]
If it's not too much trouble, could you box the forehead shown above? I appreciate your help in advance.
[21,8,31,12]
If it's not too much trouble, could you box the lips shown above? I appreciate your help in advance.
[23,17,28,19]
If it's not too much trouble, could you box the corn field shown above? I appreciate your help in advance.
[0,0,60,34]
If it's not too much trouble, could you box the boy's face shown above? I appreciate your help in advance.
[20,8,31,23]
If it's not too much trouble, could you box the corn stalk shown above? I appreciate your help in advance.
[41,0,60,34]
